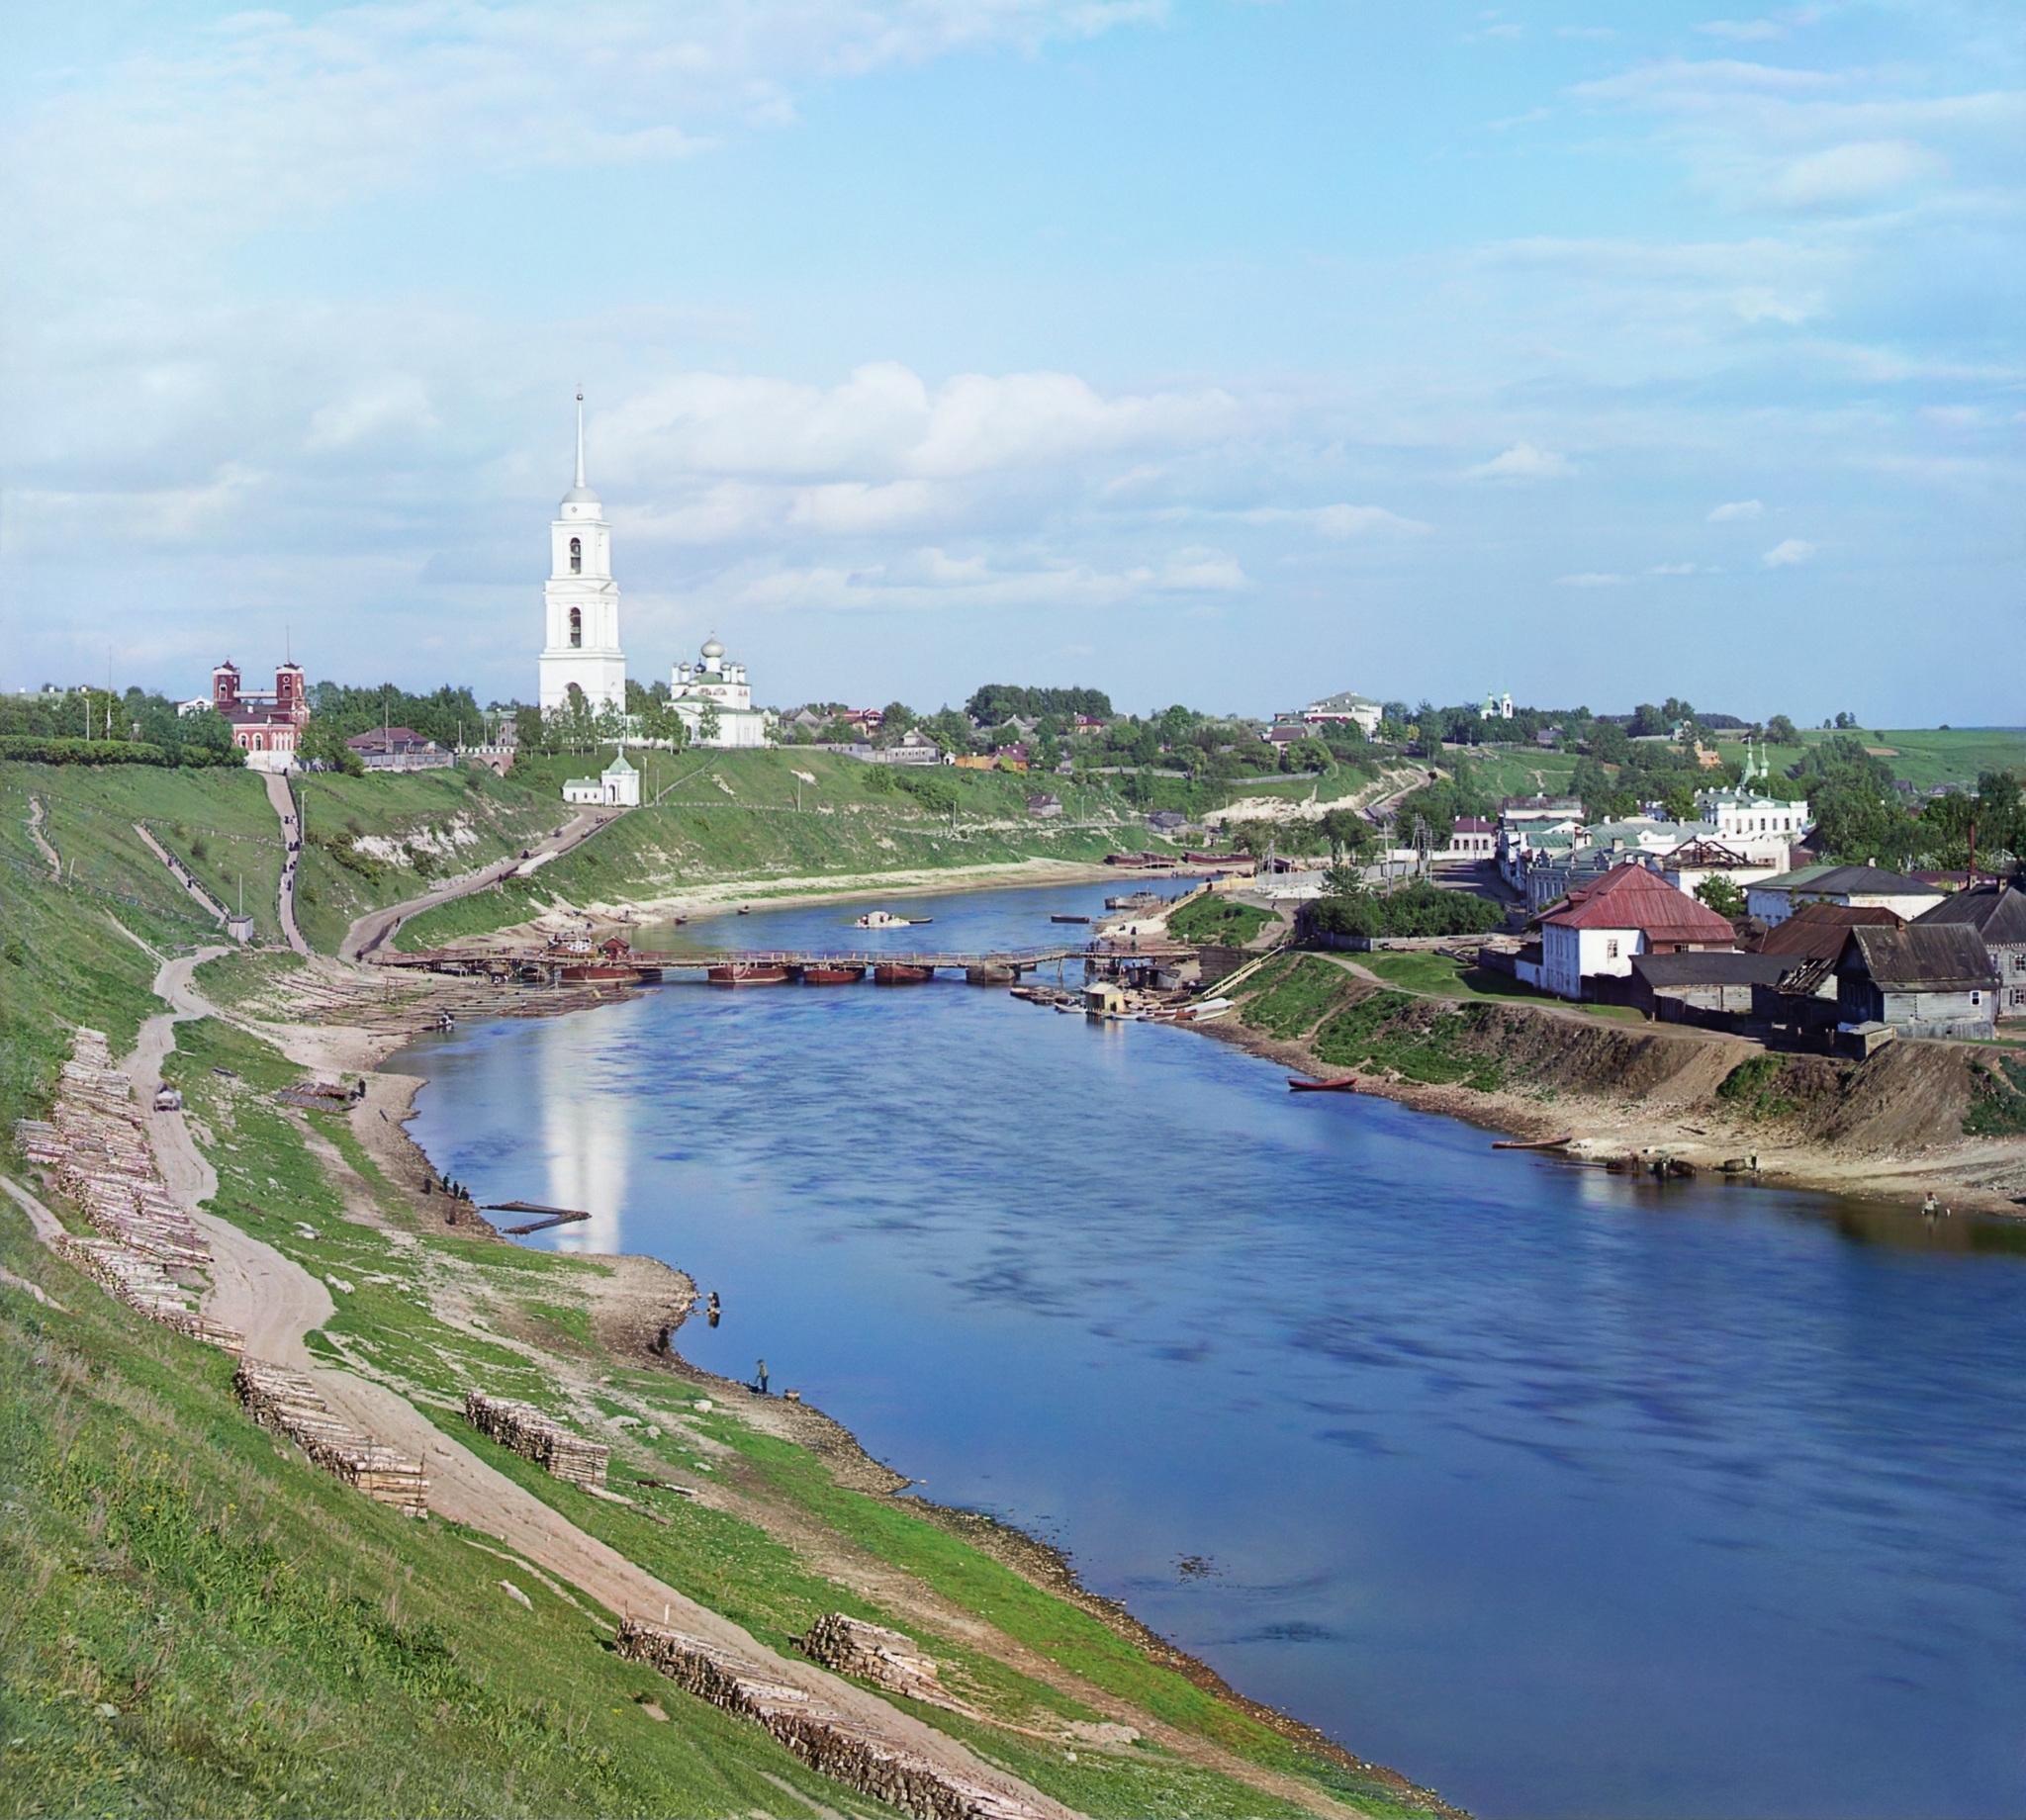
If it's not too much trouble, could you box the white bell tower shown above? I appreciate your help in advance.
[538,392,626,715]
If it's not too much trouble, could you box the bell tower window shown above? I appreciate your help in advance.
[569,536,582,575]
[569,607,582,648]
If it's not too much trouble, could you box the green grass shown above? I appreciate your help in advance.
[1787,726,2026,791]
[1451,747,1583,802]
[0,1220,900,1819]
[0,761,286,943]
[291,768,560,955]
[1964,1054,2026,1137]
[1168,895,1276,947]
[0,869,176,1141]
[1313,990,1507,1091]
[1239,956,1357,1038]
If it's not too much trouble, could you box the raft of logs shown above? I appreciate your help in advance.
[463,1390,610,1488]
[13,1030,242,1354]
[614,1619,1050,1820]
[235,1359,429,1516]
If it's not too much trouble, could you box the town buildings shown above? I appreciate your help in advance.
[1911,882,2026,1020]
[537,395,626,716]
[345,727,452,772]
[669,638,769,749]
[1745,864,1944,928]
[1534,863,1738,1001]
[193,660,309,770]
[1294,691,1384,738]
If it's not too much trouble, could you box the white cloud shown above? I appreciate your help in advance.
[1707,499,1763,520]
[728,542,1249,613]
[1556,572,1625,586]
[1769,139,1950,209]
[1235,503,1429,538]
[1648,561,1714,574]
[1695,20,1785,43]
[1762,537,1817,566]
[1469,442,1575,480]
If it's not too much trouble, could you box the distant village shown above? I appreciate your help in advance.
[5,405,2018,1051]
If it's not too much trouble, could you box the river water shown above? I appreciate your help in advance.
[399,879,2026,1819]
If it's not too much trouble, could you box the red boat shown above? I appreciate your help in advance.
[799,965,866,985]
[1287,1075,1359,1093]
[707,963,788,986]
[561,962,642,982]
[875,962,935,985]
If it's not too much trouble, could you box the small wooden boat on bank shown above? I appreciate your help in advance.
[1288,1075,1360,1093]
[854,909,931,929]
[1491,1136,1574,1151]
[875,962,935,985]
[1051,914,1091,924]
[798,965,866,985]
[707,963,789,986]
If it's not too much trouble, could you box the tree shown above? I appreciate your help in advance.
[696,699,722,745]
[1696,875,1747,919]
[301,719,364,775]
[1587,719,1630,765]
[1834,710,1857,730]
[1662,782,1700,825]
[1320,808,1376,865]
[1766,714,1798,745]
[877,701,918,738]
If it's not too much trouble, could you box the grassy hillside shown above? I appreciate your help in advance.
[290,766,562,955]
[1791,727,2026,791]
[0,762,287,942]
[397,749,1151,948]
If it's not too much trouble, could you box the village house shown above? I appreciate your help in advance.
[193,660,310,770]
[1611,951,1796,1025]
[1833,925,1998,1041]
[1911,881,2026,1021]
[1746,863,1944,928]
[1026,792,1063,818]
[1537,862,1737,1002]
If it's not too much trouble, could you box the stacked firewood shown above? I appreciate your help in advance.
[615,1620,1050,1820]
[463,1390,609,1487]
[235,1359,429,1516]
[18,1030,242,1353]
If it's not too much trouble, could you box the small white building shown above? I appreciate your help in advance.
[671,638,770,749]
[1299,691,1384,738]
[1696,785,1810,849]
[1538,863,1737,1001]
[563,747,640,807]
[1747,864,1945,929]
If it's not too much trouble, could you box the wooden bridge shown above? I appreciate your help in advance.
[378,943,1087,980]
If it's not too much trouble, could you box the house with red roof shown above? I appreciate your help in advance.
[1539,861,1737,1001]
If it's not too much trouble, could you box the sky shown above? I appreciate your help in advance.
[2,1,2020,723]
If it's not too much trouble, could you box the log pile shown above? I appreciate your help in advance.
[16,1030,242,1354]
[614,1620,1050,1820]
[794,1613,952,1707]
[463,1390,609,1487]
[235,1358,429,1515]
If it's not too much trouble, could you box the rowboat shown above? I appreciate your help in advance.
[1287,1076,1359,1093]
[1491,1136,1573,1151]
[707,963,788,986]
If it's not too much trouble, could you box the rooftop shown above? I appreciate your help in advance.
[1755,863,1944,897]
[1842,924,1998,992]
[1912,882,2026,945]
[1542,862,1737,942]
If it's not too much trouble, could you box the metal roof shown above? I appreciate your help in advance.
[1755,864,1942,897]
[1629,952,1796,988]
[1911,883,2026,947]
[1756,902,1902,956]
[1841,924,1998,992]
[1540,862,1738,941]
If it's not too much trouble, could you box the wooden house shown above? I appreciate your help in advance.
[1833,925,1998,1041]
[1911,882,2026,1022]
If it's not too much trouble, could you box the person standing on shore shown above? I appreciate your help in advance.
[756,1358,769,1395]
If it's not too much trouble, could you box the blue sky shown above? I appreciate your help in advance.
[3,1,2020,721]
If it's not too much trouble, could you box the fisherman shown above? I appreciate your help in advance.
[756,1358,769,1396]
[706,1291,721,1328]
[1922,1191,1940,1220]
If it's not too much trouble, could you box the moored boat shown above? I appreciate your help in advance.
[1287,1075,1359,1093]
[874,962,934,984]
[798,965,866,985]
[854,909,931,929]
[707,963,789,986]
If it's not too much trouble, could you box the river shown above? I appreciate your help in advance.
[398,878,2026,1819]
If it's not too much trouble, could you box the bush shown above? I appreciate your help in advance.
[1308,880,1504,940]
[894,771,957,815]
[0,736,173,766]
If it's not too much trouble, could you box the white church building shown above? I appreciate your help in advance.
[670,637,769,749]
[538,395,627,715]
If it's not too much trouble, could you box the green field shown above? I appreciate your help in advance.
[1787,727,2026,791]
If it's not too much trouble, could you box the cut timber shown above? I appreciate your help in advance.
[464,1390,610,1488]
[615,1620,1051,1820]
[234,1359,428,1515]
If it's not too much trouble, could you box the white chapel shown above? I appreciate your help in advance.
[537,394,627,715]
[671,637,769,749]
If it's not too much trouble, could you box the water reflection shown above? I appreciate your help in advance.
[397,879,2026,1820]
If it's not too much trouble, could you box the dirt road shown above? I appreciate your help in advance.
[110,956,1073,1820]
[263,773,312,956]
[339,806,621,961]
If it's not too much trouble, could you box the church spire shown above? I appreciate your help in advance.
[575,389,586,491]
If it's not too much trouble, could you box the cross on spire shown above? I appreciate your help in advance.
[575,389,586,491]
